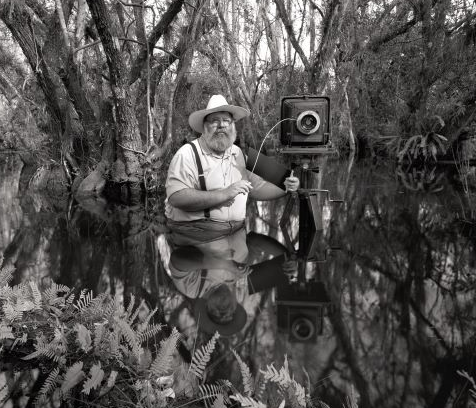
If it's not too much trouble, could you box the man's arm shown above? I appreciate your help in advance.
[249,175,300,201]
[168,180,253,211]
[249,181,286,201]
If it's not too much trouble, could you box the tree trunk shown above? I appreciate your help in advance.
[86,0,143,182]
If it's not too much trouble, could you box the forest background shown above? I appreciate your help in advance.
[0,0,475,197]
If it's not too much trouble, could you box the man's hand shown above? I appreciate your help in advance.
[283,171,300,192]
[224,180,253,199]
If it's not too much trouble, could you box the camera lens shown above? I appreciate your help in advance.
[302,115,317,130]
[291,317,315,341]
[296,110,320,135]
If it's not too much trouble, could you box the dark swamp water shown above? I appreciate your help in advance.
[1,153,476,408]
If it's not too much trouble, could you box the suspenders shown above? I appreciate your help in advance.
[188,141,211,218]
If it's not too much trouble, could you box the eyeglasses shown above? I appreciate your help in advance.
[206,117,234,127]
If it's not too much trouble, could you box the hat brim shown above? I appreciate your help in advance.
[188,105,250,133]
[194,298,247,337]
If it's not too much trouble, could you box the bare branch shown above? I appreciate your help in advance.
[129,0,185,84]
[308,0,324,19]
[55,0,70,49]
[273,0,311,71]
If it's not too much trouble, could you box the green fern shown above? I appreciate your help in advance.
[129,299,146,325]
[138,323,163,343]
[0,258,14,287]
[232,349,254,396]
[190,332,220,380]
[61,362,85,395]
[29,281,42,309]
[211,394,226,408]
[94,322,107,349]
[260,357,307,408]
[82,363,105,395]
[137,307,158,332]
[150,327,181,377]
[229,392,267,408]
[116,318,142,358]
[260,363,291,386]
[199,381,232,405]
[0,324,14,340]
[35,367,60,405]
[98,370,118,397]
[74,289,94,312]
[126,294,136,319]
[75,323,92,352]
[199,383,226,400]
[22,335,58,361]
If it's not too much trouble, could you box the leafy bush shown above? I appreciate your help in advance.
[0,257,323,408]
[397,116,448,162]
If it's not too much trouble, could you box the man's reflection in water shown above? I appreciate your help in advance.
[167,226,289,336]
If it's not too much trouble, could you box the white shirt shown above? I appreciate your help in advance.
[165,139,266,222]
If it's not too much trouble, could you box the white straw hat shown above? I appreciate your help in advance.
[188,94,250,133]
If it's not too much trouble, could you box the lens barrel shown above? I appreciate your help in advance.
[291,316,315,341]
[296,110,320,135]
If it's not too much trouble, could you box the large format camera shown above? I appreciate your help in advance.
[277,280,331,343]
[280,96,330,147]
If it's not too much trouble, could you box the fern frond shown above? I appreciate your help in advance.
[150,327,181,377]
[0,262,14,287]
[344,386,359,408]
[199,383,225,400]
[137,307,158,333]
[116,318,142,358]
[36,367,60,404]
[211,394,226,408]
[230,393,267,408]
[22,336,56,361]
[94,322,107,349]
[232,349,254,396]
[0,325,14,340]
[74,289,94,312]
[2,303,23,322]
[138,323,163,343]
[65,292,75,305]
[291,380,307,407]
[75,323,92,352]
[82,363,105,395]
[126,294,136,317]
[61,362,85,395]
[190,332,220,380]
[43,282,70,306]
[81,293,109,320]
[129,299,146,325]
[255,376,268,401]
[260,363,291,387]
[98,370,118,397]
[29,281,42,308]
[200,381,232,405]
[107,331,121,360]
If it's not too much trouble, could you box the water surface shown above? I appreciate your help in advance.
[1,154,475,407]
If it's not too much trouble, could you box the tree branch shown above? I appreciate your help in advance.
[55,0,71,49]
[273,0,311,71]
[129,0,185,84]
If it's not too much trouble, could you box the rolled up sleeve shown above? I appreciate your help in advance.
[166,145,199,199]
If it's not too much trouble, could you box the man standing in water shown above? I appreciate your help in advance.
[165,94,299,241]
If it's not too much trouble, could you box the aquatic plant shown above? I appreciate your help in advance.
[0,256,349,407]
[397,116,448,162]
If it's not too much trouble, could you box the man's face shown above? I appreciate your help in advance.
[202,111,236,154]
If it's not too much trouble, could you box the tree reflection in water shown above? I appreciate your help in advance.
[1,154,476,407]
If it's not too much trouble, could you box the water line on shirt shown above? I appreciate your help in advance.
[249,118,296,175]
